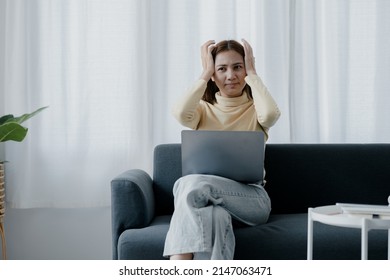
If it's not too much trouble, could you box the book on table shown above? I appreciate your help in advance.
[336,203,390,216]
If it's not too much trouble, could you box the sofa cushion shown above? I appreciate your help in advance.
[118,213,388,260]
[234,213,308,259]
[235,213,388,260]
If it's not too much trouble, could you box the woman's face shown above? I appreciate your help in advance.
[212,50,247,98]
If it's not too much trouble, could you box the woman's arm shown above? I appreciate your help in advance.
[172,40,216,129]
[172,79,207,129]
[242,39,281,129]
[246,75,281,129]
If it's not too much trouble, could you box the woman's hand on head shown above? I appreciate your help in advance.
[241,39,257,76]
[200,40,216,81]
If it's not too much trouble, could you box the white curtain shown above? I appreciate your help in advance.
[1,0,390,208]
[289,0,390,143]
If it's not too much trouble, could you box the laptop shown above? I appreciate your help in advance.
[181,130,265,183]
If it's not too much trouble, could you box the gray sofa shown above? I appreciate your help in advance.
[111,143,390,260]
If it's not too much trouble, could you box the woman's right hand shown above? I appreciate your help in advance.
[200,40,215,81]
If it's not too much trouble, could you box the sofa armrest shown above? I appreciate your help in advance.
[111,169,154,259]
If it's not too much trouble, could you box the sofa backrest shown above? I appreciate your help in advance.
[153,143,390,215]
[265,144,390,214]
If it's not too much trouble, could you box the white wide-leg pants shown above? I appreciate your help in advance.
[163,174,271,260]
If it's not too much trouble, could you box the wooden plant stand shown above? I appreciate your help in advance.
[0,163,6,259]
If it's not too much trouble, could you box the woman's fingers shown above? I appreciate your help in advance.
[242,39,257,75]
[201,40,215,68]
[200,40,216,80]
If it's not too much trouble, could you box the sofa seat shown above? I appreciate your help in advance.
[116,212,388,260]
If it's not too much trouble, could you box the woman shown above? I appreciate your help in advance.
[163,39,281,260]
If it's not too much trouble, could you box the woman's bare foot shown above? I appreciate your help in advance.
[170,253,193,260]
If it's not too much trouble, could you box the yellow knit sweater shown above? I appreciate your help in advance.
[172,74,281,140]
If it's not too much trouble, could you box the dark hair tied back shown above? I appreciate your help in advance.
[202,40,252,104]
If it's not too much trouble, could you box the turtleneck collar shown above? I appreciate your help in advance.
[215,92,250,107]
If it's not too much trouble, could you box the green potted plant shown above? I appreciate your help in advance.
[0,106,47,259]
[0,106,48,145]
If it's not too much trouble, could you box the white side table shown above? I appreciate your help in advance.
[307,204,390,260]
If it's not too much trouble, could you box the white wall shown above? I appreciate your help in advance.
[3,205,112,260]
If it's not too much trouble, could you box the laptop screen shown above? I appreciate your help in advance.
[181,130,265,183]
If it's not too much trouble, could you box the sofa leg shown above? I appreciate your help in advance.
[388,229,390,260]
[307,208,313,260]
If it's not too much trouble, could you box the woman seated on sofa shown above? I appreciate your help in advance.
[163,39,281,260]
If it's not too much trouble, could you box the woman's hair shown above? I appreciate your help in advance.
[202,40,252,104]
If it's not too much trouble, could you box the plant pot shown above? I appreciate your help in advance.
[0,162,6,259]
[0,163,4,209]
[0,163,4,218]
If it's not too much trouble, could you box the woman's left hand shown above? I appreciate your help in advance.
[241,39,257,76]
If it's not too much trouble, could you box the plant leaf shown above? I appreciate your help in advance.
[4,106,48,125]
[0,114,14,125]
[0,122,28,142]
